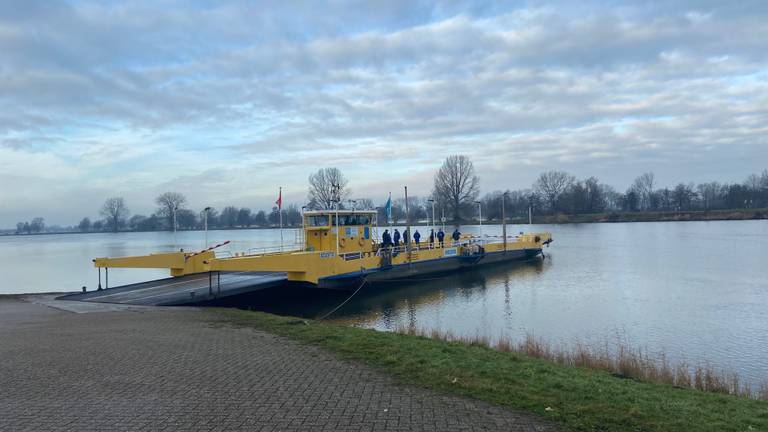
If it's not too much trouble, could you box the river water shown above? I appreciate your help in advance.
[1,220,766,385]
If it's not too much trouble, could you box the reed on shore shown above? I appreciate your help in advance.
[396,327,768,400]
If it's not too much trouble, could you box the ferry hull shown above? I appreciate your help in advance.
[317,248,542,289]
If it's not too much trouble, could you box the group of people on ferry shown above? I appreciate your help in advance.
[380,227,461,249]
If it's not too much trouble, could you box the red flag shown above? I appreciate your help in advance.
[275,187,282,210]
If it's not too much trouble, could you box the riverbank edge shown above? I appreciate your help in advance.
[2,208,765,236]
[212,308,768,432]
[519,208,767,224]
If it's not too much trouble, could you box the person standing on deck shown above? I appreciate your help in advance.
[382,229,392,248]
[413,230,421,247]
[403,228,410,245]
[429,229,435,246]
[452,228,461,245]
[393,229,401,247]
[437,229,445,247]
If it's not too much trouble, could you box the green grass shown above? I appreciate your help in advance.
[212,309,768,432]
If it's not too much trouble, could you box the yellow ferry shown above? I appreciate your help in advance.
[93,209,552,290]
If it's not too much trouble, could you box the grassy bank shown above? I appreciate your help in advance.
[213,309,768,432]
[398,327,767,400]
[507,208,767,224]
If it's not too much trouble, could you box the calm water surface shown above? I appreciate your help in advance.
[1,221,766,385]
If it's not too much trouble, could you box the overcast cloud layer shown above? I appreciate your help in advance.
[1,0,767,226]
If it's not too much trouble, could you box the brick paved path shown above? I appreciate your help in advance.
[0,297,556,431]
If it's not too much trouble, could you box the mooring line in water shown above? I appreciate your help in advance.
[317,278,369,321]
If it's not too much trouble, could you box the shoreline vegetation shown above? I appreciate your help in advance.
[6,165,767,235]
[3,208,765,237]
[216,309,768,432]
[396,327,768,400]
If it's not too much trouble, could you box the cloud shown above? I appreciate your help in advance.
[0,0,767,225]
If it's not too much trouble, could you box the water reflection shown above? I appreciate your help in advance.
[1,221,767,386]
[328,259,546,330]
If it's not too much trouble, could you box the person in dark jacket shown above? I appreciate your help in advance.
[382,229,392,247]
[452,228,461,244]
[403,228,410,245]
[436,229,445,247]
[429,229,435,245]
[393,229,401,247]
[413,230,421,246]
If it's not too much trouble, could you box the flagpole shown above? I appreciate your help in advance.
[334,183,340,257]
[279,187,283,251]
[404,186,411,260]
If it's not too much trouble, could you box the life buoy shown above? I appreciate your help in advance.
[340,238,347,247]
[358,238,365,247]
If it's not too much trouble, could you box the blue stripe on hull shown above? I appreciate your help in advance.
[317,248,542,289]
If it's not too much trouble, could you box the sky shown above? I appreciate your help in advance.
[1,0,767,226]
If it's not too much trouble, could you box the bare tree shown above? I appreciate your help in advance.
[672,183,696,210]
[432,155,480,221]
[356,198,374,210]
[155,192,187,230]
[78,217,91,232]
[30,217,45,233]
[100,197,129,232]
[534,171,575,213]
[237,208,252,227]
[584,177,607,213]
[220,206,239,228]
[632,172,656,210]
[744,173,762,192]
[697,182,722,211]
[253,210,267,226]
[175,209,197,229]
[285,204,302,226]
[307,167,349,210]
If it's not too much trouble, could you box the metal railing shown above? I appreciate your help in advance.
[213,235,524,261]
[373,236,522,255]
[246,243,303,256]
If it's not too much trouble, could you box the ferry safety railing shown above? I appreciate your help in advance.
[343,235,527,260]
[374,236,522,254]
[213,244,304,259]
[246,243,303,256]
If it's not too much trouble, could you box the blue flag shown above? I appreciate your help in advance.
[384,193,392,223]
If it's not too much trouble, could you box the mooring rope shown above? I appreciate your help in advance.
[317,277,369,321]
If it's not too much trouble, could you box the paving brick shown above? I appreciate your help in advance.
[0,298,557,431]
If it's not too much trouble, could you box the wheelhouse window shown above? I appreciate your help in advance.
[331,215,372,226]
[307,215,329,227]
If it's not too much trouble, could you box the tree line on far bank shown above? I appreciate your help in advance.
[74,193,306,233]
[10,157,768,234]
[480,169,768,222]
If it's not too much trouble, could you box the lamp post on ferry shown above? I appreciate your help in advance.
[202,206,211,248]
[528,194,534,225]
[427,199,436,238]
[441,208,446,232]
[332,182,341,256]
[172,204,179,250]
[301,205,307,250]
[502,191,508,252]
